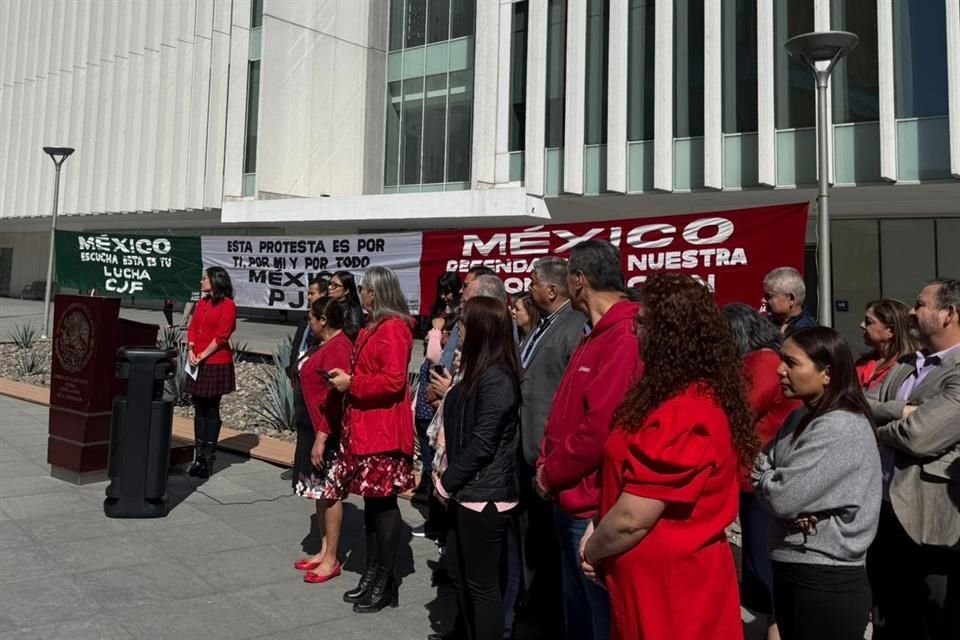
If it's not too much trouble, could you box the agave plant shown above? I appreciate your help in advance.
[15,348,47,376]
[157,325,183,352]
[248,338,297,431]
[164,349,192,406]
[8,323,41,350]
[230,339,249,365]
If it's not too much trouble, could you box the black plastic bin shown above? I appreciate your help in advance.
[104,347,177,518]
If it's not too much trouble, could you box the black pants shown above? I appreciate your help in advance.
[868,503,960,640]
[193,395,223,445]
[364,496,403,575]
[447,502,513,640]
[773,561,871,640]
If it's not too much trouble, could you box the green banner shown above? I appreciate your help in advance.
[55,230,202,300]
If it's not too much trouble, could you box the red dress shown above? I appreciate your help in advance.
[599,384,742,640]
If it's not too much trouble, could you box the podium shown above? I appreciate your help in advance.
[47,295,158,483]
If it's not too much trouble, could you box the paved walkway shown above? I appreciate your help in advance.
[0,395,454,640]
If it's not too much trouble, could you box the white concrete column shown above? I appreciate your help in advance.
[946,0,960,178]
[606,0,628,193]
[494,1,513,184]
[471,0,499,188]
[653,0,674,191]
[877,0,897,181]
[524,0,548,196]
[563,0,586,194]
[757,0,775,186]
[703,0,722,189]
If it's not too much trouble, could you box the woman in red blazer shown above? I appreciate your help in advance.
[328,266,415,614]
[185,266,237,478]
[725,303,801,640]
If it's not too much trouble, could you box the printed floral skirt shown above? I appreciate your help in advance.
[292,425,346,501]
[330,450,415,498]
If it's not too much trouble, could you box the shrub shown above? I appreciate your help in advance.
[8,323,40,350]
[15,348,47,376]
[249,338,297,431]
[164,349,192,406]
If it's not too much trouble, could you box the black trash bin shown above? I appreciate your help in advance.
[104,347,177,518]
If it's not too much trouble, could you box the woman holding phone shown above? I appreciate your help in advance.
[292,296,353,583]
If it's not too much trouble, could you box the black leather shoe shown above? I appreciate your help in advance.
[352,567,398,613]
[427,633,461,640]
[280,468,294,481]
[343,560,379,603]
[187,442,208,477]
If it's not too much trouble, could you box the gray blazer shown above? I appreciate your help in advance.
[518,304,585,467]
[868,347,960,548]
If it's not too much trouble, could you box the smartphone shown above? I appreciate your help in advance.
[321,370,334,380]
[432,364,445,376]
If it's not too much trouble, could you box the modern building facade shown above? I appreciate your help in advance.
[1,0,959,344]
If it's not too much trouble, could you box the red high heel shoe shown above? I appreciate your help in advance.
[294,558,322,571]
[303,563,342,584]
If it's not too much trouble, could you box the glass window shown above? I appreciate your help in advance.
[722,0,758,133]
[832,0,879,123]
[545,0,566,148]
[401,77,424,184]
[251,0,264,28]
[422,75,448,183]
[243,61,260,174]
[774,0,814,129]
[450,0,475,39]
[585,0,609,145]
[674,0,704,138]
[389,0,405,51]
[428,0,450,43]
[384,82,402,186]
[627,0,655,141]
[446,70,473,182]
[893,0,948,118]
[509,2,528,152]
[406,0,427,48]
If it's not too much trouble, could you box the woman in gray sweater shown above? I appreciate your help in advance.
[752,327,882,640]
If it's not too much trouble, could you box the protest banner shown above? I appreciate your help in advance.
[201,233,424,312]
[418,202,809,311]
[55,230,201,299]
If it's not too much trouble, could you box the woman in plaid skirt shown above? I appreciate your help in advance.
[185,266,237,478]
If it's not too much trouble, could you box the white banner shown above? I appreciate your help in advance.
[201,234,424,313]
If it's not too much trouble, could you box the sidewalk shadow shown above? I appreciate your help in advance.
[164,448,255,509]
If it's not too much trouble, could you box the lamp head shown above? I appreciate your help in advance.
[785,31,859,67]
[42,146,75,166]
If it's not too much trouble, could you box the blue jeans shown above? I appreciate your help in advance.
[554,507,610,640]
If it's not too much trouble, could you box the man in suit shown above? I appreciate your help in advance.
[515,256,585,638]
[281,274,328,481]
[868,278,960,640]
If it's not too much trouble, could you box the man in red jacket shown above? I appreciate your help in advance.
[535,240,643,640]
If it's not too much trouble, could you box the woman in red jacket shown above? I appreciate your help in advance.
[725,303,802,640]
[327,266,415,614]
[855,299,917,391]
[185,266,237,478]
[580,273,758,640]
[292,296,354,584]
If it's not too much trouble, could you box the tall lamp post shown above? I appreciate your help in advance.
[785,31,858,328]
[41,146,75,339]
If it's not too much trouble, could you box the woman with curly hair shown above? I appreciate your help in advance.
[580,273,757,640]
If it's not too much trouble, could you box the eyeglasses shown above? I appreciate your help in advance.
[329,282,344,290]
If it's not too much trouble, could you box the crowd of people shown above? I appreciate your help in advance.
[179,251,959,640]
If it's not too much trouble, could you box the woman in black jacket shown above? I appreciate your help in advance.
[328,270,364,340]
[433,296,520,640]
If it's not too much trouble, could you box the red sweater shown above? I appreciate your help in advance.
[539,300,644,519]
[187,297,237,365]
[300,331,353,435]
[740,348,801,492]
[345,316,415,457]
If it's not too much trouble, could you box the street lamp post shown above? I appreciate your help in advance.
[41,146,75,339]
[784,31,858,328]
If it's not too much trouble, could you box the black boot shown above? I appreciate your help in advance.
[188,441,208,477]
[353,566,398,613]
[342,559,379,603]
[198,442,217,479]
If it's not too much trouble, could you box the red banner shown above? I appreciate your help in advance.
[419,202,808,312]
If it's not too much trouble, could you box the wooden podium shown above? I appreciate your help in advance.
[47,295,159,482]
